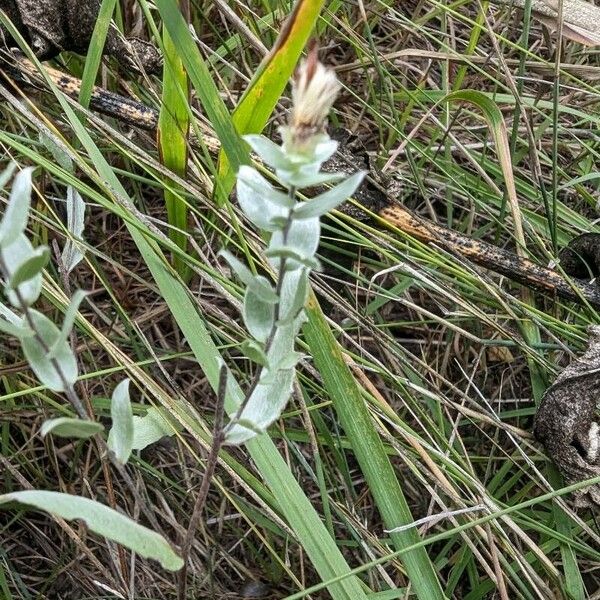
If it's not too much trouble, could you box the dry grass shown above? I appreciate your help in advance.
[2,0,600,598]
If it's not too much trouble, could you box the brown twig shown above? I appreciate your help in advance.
[177,365,227,600]
[379,204,600,310]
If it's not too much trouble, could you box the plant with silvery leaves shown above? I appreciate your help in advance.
[0,166,183,570]
[221,49,366,444]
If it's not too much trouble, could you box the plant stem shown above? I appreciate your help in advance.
[177,365,227,600]
[223,190,296,433]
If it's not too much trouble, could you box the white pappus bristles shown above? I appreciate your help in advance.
[288,44,341,151]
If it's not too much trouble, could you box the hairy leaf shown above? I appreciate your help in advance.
[243,287,275,343]
[0,490,183,570]
[40,417,104,439]
[22,310,78,392]
[107,379,134,464]
[0,167,34,248]
[2,235,43,307]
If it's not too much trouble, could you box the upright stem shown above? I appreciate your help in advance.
[223,188,296,433]
[177,365,227,600]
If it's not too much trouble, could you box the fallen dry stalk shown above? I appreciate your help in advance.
[5,53,600,310]
[379,204,600,309]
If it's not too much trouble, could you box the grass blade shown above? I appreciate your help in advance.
[154,0,248,201]
[304,291,445,600]
[158,0,191,275]
[79,0,118,110]
[217,0,327,196]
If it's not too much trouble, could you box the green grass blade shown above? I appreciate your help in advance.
[304,291,446,600]
[158,1,191,276]
[78,0,118,110]
[154,0,248,202]
[217,0,326,196]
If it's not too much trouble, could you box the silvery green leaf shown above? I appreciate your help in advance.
[40,417,104,439]
[61,187,86,274]
[219,250,278,303]
[312,137,339,164]
[224,367,295,445]
[278,269,309,324]
[219,249,255,286]
[22,309,78,392]
[107,379,134,465]
[2,235,43,308]
[294,171,366,219]
[0,167,33,248]
[132,407,181,451]
[243,287,274,343]
[48,290,89,359]
[39,131,73,172]
[0,163,17,191]
[261,353,305,384]
[0,316,30,338]
[245,171,295,210]
[267,311,304,362]
[273,351,304,370]
[286,217,320,257]
[249,276,280,304]
[243,135,291,170]
[265,247,320,271]
[0,491,183,571]
[0,302,22,325]
[236,166,288,230]
[268,217,320,271]
[241,339,269,367]
[7,246,49,290]
[276,168,345,190]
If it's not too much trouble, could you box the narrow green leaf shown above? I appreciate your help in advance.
[218,0,327,194]
[79,0,118,109]
[304,291,445,600]
[107,379,134,464]
[40,417,104,439]
[7,246,49,290]
[0,491,183,570]
[0,167,33,247]
[158,0,190,275]
[154,0,248,202]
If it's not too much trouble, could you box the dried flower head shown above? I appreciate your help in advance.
[287,44,341,152]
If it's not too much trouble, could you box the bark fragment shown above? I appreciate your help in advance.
[534,326,600,508]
